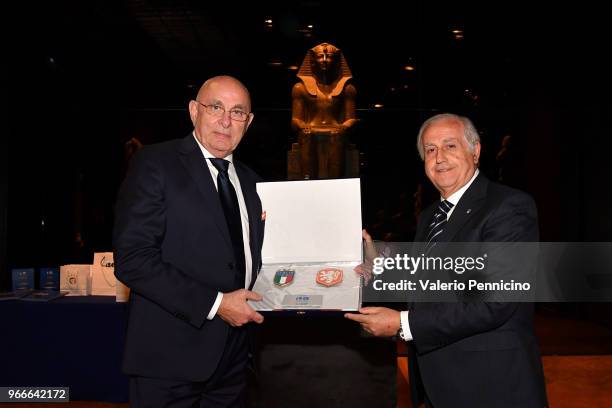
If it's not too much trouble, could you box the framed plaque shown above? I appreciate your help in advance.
[250,178,362,312]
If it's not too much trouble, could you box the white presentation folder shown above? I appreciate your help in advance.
[249,178,363,312]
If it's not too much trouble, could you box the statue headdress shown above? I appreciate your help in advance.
[297,42,352,97]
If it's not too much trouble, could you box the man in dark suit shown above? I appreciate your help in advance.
[113,75,265,407]
[346,113,548,407]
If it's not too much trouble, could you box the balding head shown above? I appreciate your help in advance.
[188,75,254,158]
[196,76,252,113]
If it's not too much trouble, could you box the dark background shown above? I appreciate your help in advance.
[3,1,612,288]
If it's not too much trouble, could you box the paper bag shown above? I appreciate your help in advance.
[60,264,91,296]
[91,252,116,296]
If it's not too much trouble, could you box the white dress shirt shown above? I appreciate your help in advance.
[193,133,253,320]
[399,169,479,341]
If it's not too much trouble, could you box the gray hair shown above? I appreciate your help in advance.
[416,113,480,160]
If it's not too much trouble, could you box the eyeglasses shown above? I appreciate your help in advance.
[195,101,250,122]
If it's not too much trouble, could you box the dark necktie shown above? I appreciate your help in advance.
[209,158,246,289]
[423,200,454,254]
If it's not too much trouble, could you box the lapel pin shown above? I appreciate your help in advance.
[466,209,472,214]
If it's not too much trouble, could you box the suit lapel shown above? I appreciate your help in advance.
[415,174,488,255]
[438,173,488,243]
[177,135,232,248]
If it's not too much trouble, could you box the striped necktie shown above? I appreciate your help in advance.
[424,200,454,254]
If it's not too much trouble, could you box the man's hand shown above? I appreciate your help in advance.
[354,229,378,285]
[362,229,378,261]
[217,289,264,327]
[345,307,400,337]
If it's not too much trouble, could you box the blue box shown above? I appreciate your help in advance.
[11,268,35,291]
[39,267,60,290]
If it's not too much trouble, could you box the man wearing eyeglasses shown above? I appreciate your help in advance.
[114,75,265,407]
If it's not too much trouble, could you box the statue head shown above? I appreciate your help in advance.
[297,42,352,96]
[310,43,340,76]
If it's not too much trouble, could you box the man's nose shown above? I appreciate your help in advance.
[219,111,232,128]
[435,148,446,163]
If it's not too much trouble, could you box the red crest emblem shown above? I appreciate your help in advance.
[316,268,343,287]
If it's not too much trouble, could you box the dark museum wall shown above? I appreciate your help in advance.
[4,1,612,286]
[1,58,7,289]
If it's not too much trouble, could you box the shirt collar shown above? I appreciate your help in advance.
[192,132,233,164]
[443,168,479,206]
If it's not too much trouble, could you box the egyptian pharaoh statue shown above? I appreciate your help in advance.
[289,43,358,179]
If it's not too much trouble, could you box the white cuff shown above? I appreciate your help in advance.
[206,292,224,320]
[400,310,413,341]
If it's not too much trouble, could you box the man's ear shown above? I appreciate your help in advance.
[245,112,254,130]
[473,141,481,164]
[188,100,198,125]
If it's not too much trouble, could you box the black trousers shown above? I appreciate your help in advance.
[129,327,248,408]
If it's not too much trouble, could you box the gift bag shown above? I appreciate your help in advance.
[91,252,116,296]
[60,264,91,295]
[91,252,130,301]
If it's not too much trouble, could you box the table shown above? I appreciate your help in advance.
[0,298,396,406]
[0,296,129,402]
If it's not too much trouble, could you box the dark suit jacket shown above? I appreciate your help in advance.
[113,134,264,382]
[408,174,548,408]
